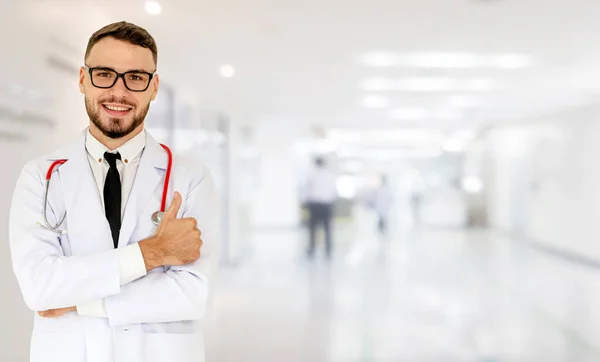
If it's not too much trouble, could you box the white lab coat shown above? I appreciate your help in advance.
[9,129,220,362]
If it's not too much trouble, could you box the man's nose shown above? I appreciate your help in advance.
[108,76,129,96]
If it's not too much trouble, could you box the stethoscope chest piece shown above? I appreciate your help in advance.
[151,211,165,226]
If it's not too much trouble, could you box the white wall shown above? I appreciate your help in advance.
[484,128,535,231]
[0,8,90,360]
[249,119,302,228]
[525,115,600,260]
[485,106,600,262]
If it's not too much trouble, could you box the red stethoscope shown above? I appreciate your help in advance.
[39,144,172,234]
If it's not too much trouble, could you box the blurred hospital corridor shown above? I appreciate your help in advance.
[4,0,600,361]
[205,222,600,362]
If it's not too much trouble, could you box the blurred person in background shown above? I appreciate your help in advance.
[410,187,422,227]
[304,156,338,259]
[371,174,394,236]
[9,21,218,362]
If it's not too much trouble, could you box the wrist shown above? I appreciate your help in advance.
[138,237,165,271]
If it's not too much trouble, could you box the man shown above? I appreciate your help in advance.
[8,21,219,362]
[304,156,337,259]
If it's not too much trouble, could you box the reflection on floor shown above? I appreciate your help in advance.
[205,220,600,362]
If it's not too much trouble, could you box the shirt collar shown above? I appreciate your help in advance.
[86,128,146,165]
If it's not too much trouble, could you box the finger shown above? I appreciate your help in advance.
[163,192,182,221]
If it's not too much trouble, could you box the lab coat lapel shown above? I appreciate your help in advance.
[118,132,168,248]
[57,131,114,253]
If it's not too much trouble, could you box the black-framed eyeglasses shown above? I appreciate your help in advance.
[84,65,156,92]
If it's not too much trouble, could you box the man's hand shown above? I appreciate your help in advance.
[139,192,203,271]
[38,306,77,318]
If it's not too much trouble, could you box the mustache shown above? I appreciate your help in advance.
[99,97,135,108]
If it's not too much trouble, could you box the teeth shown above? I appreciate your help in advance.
[105,105,131,112]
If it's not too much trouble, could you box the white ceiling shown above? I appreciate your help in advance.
[20,0,600,131]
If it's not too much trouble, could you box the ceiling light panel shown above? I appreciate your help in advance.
[360,52,535,69]
[389,108,462,120]
[359,77,498,92]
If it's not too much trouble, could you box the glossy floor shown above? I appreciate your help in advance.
[205,221,600,361]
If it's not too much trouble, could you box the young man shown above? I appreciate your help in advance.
[9,21,219,362]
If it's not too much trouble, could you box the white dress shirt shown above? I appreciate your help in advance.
[76,129,148,317]
[305,167,338,204]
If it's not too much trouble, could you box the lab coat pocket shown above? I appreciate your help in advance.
[30,329,86,362]
[143,333,204,362]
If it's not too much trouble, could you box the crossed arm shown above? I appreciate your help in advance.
[9,164,219,326]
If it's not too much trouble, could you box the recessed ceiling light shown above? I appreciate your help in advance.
[219,65,236,78]
[145,1,162,15]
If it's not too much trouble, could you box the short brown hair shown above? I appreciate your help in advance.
[85,21,158,66]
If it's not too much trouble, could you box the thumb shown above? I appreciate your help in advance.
[163,191,182,221]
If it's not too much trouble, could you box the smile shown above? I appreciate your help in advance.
[102,103,133,116]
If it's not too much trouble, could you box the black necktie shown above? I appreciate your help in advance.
[104,151,122,248]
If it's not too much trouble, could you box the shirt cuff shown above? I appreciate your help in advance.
[118,243,148,286]
[77,299,107,317]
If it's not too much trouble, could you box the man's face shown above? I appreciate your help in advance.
[79,37,159,139]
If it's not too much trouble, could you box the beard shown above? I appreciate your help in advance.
[85,96,150,139]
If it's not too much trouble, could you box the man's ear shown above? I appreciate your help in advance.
[79,67,86,94]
